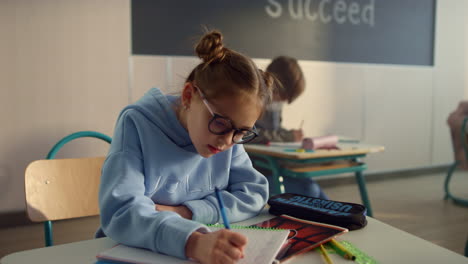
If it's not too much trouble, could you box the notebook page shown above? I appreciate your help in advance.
[97,226,290,264]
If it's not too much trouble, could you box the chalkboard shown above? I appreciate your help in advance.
[131,0,435,66]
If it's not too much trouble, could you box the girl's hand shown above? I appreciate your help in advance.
[292,129,304,142]
[155,204,193,219]
[185,230,247,264]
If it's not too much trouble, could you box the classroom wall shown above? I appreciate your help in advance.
[0,0,130,213]
[131,0,467,174]
[0,0,466,213]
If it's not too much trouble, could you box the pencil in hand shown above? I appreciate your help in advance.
[299,119,304,129]
[214,187,231,229]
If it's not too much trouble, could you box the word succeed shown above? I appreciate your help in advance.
[265,0,375,27]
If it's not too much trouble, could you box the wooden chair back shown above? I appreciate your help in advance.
[25,156,105,222]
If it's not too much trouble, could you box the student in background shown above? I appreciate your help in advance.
[97,30,277,264]
[252,56,305,144]
[250,56,328,199]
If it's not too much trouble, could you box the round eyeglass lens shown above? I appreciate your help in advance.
[209,117,232,134]
[233,131,255,143]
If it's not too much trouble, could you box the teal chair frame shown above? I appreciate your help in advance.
[249,153,373,216]
[444,117,468,207]
[44,131,112,247]
[465,238,468,257]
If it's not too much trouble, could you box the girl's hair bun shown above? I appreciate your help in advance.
[195,30,227,65]
[259,69,275,90]
[186,29,273,110]
[258,69,278,105]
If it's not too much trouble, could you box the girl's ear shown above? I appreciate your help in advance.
[181,82,194,109]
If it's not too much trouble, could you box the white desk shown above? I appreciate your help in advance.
[2,213,467,264]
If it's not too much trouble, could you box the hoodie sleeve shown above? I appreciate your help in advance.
[183,145,268,224]
[99,111,208,259]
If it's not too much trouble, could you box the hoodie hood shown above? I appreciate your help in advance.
[120,88,192,148]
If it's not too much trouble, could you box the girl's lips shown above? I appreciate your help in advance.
[207,145,221,154]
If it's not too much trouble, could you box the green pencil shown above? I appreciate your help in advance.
[329,239,356,261]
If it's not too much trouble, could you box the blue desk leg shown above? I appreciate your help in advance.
[249,154,284,196]
[267,156,283,196]
[355,171,373,217]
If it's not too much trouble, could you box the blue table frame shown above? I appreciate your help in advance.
[245,142,384,217]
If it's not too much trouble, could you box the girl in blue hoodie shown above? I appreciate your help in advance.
[97,30,277,264]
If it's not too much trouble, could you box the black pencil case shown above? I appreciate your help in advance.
[267,193,367,230]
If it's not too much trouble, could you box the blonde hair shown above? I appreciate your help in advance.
[186,30,276,109]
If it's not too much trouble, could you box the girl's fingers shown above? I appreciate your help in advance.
[224,246,243,260]
[210,230,247,263]
[228,232,248,248]
[226,233,246,260]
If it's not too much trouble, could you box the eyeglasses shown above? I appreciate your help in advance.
[194,85,258,144]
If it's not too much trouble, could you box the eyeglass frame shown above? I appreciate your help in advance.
[192,84,259,144]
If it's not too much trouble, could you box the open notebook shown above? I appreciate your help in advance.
[252,215,348,262]
[96,225,290,264]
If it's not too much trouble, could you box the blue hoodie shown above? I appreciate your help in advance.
[97,88,269,259]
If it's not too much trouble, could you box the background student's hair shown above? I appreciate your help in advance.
[266,56,305,104]
[185,30,275,107]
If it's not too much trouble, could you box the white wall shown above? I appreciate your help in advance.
[1,0,467,213]
[0,0,130,213]
[431,0,467,166]
[131,0,467,174]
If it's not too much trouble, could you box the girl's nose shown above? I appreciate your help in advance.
[218,131,234,146]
